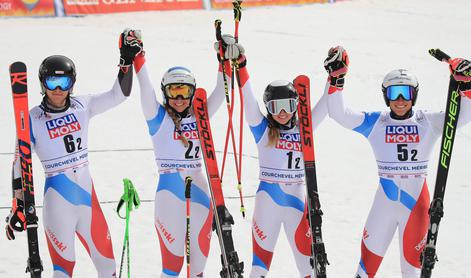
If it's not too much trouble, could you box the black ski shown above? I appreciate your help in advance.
[193,88,244,277]
[9,62,43,277]
[420,49,461,278]
[294,75,329,277]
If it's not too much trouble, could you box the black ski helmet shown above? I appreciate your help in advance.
[263,80,299,129]
[39,55,76,95]
[263,80,298,105]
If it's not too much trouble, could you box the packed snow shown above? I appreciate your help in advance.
[1,0,471,276]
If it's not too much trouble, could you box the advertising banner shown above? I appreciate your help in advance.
[0,0,55,16]
[211,0,327,9]
[63,0,203,15]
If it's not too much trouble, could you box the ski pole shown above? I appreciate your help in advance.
[421,49,461,278]
[185,176,192,278]
[215,19,245,218]
[117,178,141,278]
[232,0,246,218]
[215,20,240,182]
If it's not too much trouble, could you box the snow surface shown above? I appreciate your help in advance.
[1,0,471,276]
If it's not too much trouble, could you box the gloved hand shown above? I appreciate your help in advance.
[448,58,471,98]
[5,198,25,240]
[449,58,471,82]
[324,46,349,90]
[214,34,245,62]
[119,28,143,68]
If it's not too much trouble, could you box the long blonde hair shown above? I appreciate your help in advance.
[165,104,189,148]
[267,114,281,147]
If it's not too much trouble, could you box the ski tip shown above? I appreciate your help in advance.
[195,88,207,98]
[428,49,451,63]
[10,61,27,71]
[294,75,310,83]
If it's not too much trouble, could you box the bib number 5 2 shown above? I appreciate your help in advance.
[397,144,418,161]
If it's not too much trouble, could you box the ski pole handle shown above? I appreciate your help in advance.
[233,0,242,23]
[185,176,192,199]
[429,49,451,63]
[232,0,242,42]
[215,19,223,41]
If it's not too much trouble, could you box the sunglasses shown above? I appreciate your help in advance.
[164,84,194,99]
[44,76,74,91]
[266,98,298,115]
[386,85,415,101]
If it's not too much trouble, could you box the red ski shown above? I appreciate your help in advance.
[10,62,43,277]
[193,88,244,277]
[294,75,329,277]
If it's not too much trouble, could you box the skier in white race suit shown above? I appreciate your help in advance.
[132,33,232,277]
[324,46,471,277]
[220,37,329,277]
[6,29,143,277]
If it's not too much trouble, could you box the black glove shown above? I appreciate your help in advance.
[5,198,25,240]
[324,46,349,90]
[119,28,143,68]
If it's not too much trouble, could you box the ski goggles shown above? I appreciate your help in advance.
[44,76,74,91]
[386,85,415,101]
[266,98,298,115]
[164,84,195,99]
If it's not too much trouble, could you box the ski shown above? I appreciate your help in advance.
[193,88,244,278]
[294,75,329,277]
[9,61,43,277]
[420,49,461,278]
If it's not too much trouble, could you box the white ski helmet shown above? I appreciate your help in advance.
[160,66,196,104]
[381,69,419,106]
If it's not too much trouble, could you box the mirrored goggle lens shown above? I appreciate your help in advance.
[386,85,413,101]
[44,76,74,91]
[165,84,194,99]
[266,98,298,115]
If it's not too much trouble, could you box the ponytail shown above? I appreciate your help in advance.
[165,105,189,148]
[266,115,280,147]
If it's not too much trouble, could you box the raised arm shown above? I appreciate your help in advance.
[210,35,265,127]
[324,46,369,131]
[88,29,143,118]
[134,53,161,121]
[239,61,265,127]
[208,34,241,118]
[311,82,329,130]
[426,58,471,132]
[208,59,231,118]
[451,58,471,127]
